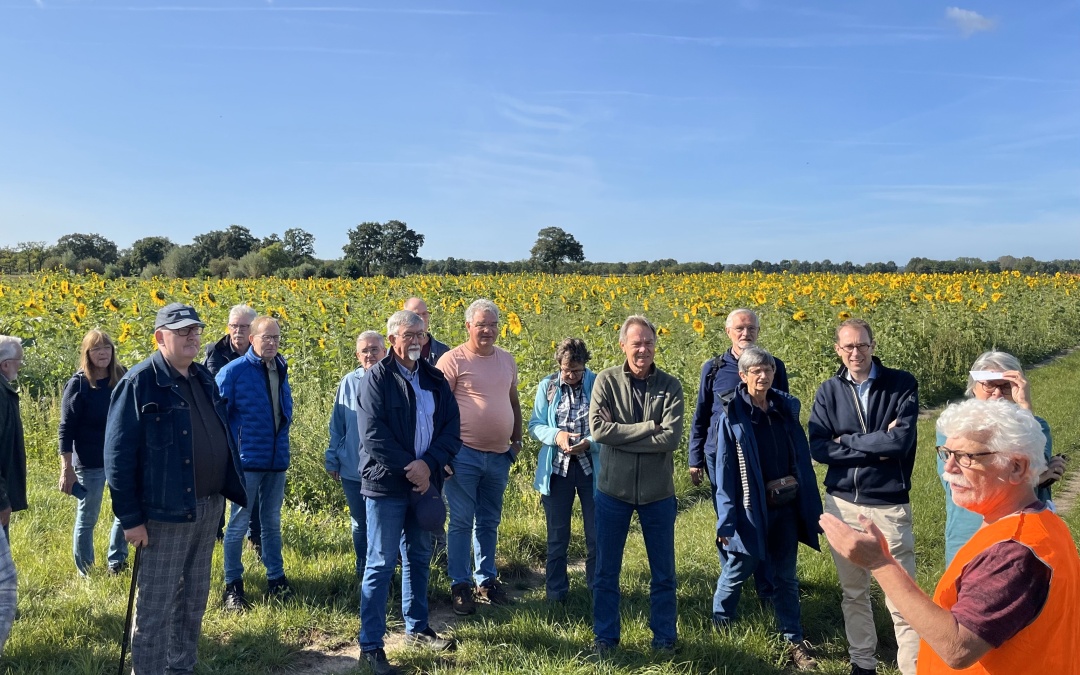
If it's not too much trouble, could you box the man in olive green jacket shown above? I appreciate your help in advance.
[589,315,684,654]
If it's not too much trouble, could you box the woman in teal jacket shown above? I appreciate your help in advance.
[529,338,602,603]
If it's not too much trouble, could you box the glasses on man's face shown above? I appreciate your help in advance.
[397,331,425,343]
[937,445,995,468]
[228,323,251,331]
[359,347,384,356]
[560,366,585,378]
[256,334,281,344]
[171,326,204,337]
[745,366,774,378]
[978,380,1011,394]
[471,322,498,331]
[837,342,871,354]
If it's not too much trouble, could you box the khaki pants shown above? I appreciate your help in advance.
[824,494,919,675]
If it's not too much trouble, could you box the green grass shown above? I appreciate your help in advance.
[6,350,1080,674]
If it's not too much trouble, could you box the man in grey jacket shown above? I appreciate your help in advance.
[589,315,684,655]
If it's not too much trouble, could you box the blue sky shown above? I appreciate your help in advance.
[1,1,1077,265]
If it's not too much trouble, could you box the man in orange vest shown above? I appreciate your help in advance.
[820,397,1080,674]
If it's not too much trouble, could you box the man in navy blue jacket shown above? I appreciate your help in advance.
[356,310,460,675]
[217,315,294,610]
[808,318,919,675]
[105,303,246,674]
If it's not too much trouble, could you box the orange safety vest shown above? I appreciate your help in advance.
[917,508,1080,674]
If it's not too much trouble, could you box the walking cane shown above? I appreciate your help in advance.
[118,545,142,675]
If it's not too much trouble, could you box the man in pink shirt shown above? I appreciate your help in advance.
[437,298,523,616]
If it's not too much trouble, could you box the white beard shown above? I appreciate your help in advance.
[408,346,423,361]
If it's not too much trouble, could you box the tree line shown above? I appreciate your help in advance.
[1,223,1078,278]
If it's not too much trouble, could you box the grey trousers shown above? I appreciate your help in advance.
[131,495,223,675]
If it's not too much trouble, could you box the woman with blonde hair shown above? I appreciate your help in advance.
[58,329,129,575]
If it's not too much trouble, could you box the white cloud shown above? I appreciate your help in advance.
[945,7,996,37]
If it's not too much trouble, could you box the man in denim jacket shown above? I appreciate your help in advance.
[105,303,246,675]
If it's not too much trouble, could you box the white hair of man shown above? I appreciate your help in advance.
[619,315,656,342]
[725,308,758,330]
[936,398,1048,487]
[965,351,1024,397]
[465,298,499,324]
[737,346,776,373]
[386,310,425,336]
[357,330,385,347]
[0,335,21,362]
[228,304,257,323]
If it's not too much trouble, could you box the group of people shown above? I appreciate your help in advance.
[0,297,1076,675]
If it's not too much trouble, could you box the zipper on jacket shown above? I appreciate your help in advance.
[844,380,867,503]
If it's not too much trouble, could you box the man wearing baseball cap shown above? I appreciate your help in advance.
[105,302,247,674]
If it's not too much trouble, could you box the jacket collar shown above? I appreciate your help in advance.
[621,361,657,380]
[833,355,885,382]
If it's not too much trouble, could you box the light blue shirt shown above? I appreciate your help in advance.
[846,362,878,416]
[325,367,367,482]
[396,361,434,459]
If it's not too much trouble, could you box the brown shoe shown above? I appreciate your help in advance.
[451,583,475,616]
[476,580,511,606]
[788,640,818,671]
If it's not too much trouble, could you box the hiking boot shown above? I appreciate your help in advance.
[222,580,250,611]
[360,648,399,675]
[451,583,475,616]
[788,640,818,671]
[404,627,456,652]
[267,575,294,600]
[476,579,510,606]
[850,665,877,675]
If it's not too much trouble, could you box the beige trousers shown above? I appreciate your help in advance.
[824,493,919,675]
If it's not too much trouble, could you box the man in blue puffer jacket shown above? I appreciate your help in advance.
[216,315,294,610]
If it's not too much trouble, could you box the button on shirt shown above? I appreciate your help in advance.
[396,361,434,458]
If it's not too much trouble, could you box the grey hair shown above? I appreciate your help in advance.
[936,398,1048,487]
[465,298,499,324]
[965,351,1024,398]
[725,309,758,330]
[228,304,257,323]
[738,346,776,373]
[619,315,656,343]
[554,338,591,366]
[357,330,385,347]
[0,335,22,362]
[386,310,424,336]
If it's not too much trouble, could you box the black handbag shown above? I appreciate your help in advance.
[764,475,799,508]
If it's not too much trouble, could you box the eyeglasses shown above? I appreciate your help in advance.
[471,322,498,330]
[560,367,585,377]
[228,323,251,331]
[170,326,204,337]
[744,367,775,377]
[978,380,1011,393]
[397,332,425,342]
[256,335,281,344]
[837,342,872,354]
[359,347,384,356]
[937,445,995,468]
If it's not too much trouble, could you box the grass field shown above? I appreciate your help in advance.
[3,271,1080,673]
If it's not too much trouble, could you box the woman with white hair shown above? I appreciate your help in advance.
[937,350,1066,565]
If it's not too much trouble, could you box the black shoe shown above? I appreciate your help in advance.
[248,535,262,556]
[361,648,399,675]
[222,580,250,611]
[476,579,510,606]
[850,665,877,675]
[451,583,476,616]
[405,627,456,652]
[266,575,294,600]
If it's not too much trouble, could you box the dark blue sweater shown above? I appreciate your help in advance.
[58,371,113,469]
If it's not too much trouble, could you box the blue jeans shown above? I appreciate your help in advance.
[593,491,677,648]
[72,466,128,575]
[541,460,596,601]
[713,503,803,642]
[224,470,287,583]
[444,445,511,587]
[340,478,367,578]
[359,494,433,651]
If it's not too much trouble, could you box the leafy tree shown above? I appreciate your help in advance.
[231,251,271,278]
[530,227,585,272]
[192,225,257,268]
[55,233,118,265]
[259,242,291,273]
[160,245,200,278]
[128,236,175,273]
[342,222,382,276]
[260,233,282,249]
[378,220,425,277]
[283,228,316,264]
